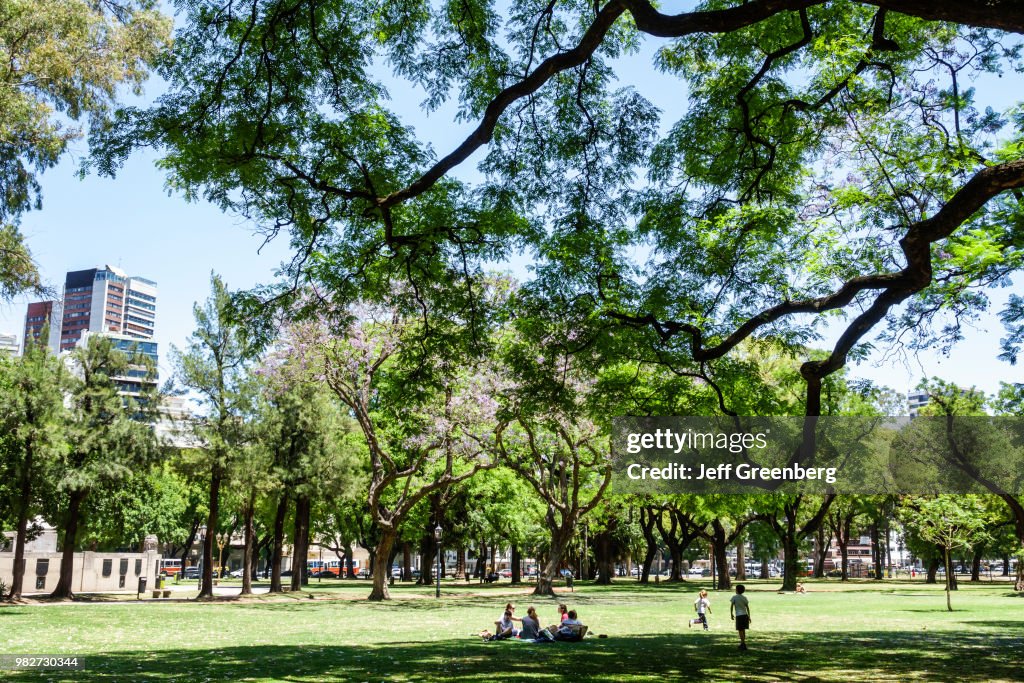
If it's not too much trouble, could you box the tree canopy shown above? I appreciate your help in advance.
[94,0,1024,432]
[0,0,170,299]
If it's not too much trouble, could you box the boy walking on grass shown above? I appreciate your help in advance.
[730,584,751,651]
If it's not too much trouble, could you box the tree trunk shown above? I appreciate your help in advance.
[970,547,982,582]
[814,525,827,578]
[240,495,255,596]
[178,519,200,572]
[655,511,684,581]
[368,529,398,600]
[9,505,30,601]
[594,529,614,585]
[926,556,939,584]
[269,493,287,592]
[253,534,269,578]
[51,489,87,600]
[781,526,800,592]
[944,547,953,611]
[421,534,435,585]
[836,514,851,581]
[736,542,746,581]
[402,542,412,582]
[535,523,574,596]
[290,494,310,591]
[343,543,356,578]
[510,544,521,585]
[7,439,36,601]
[639,507,658,584]
[199,472,221,598]
[871,524,883,580]
[476,541,487,581]
[456,547,466,580]
[712,520,731,591]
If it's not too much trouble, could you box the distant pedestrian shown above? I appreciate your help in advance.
[730,584,751,651]
[689,589,711,630]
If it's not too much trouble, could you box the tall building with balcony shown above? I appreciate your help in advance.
[56,266,157,354]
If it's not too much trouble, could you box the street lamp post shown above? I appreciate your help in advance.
[434,524,442,599]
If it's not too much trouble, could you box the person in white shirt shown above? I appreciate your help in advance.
[690,589,712,630]
[730,584,751,651]
[554,609,584,641]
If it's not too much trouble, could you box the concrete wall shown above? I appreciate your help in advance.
[0,550,159,594]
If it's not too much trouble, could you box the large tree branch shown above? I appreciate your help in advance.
[624,0,1024,36]
[610,158,1024,369]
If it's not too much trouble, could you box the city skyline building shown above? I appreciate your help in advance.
[57,265,158,353]
[0,332,19,356]
[73,329,160,398]
[23,300,62,352]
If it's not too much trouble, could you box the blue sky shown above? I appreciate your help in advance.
[0,10,1020,399]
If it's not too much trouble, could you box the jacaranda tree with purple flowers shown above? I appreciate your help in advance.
[272,297,504,600]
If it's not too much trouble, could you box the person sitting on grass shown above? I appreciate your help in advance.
[795,582,807,594]
[480,609,518,641]
[519,606,542,640]
[553,609,587,641]
[730,584,751,651]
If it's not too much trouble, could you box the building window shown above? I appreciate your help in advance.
[119,558,129,575]
[102,559,112,577]
[36,559,49,576]
[118,575,126,589]
[36,577,46,590]
[135,559,143,576]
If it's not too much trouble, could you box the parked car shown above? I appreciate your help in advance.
[183,567,219,579]
[228,568,245,578]
[357,568,370,579]
[499,569,512,578]
[312,569,338,578]
[689,567,704,576]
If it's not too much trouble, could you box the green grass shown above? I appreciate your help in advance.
[1,579,1021,682]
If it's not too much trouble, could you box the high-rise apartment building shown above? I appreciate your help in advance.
[908,389,929,417]
[57,266,157,353]
[23,300,62,351]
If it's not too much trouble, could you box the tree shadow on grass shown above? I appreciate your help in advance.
[957,620,1024,630]
[7,629,1022,683]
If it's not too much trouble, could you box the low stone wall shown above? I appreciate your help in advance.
[0,550,159,594]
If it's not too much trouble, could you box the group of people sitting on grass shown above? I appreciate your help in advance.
[480,602,587,642]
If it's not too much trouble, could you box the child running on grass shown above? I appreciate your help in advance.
[730,584,751,651]
[689,589,711,630]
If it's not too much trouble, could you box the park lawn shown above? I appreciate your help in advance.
[1,580,1021,682]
